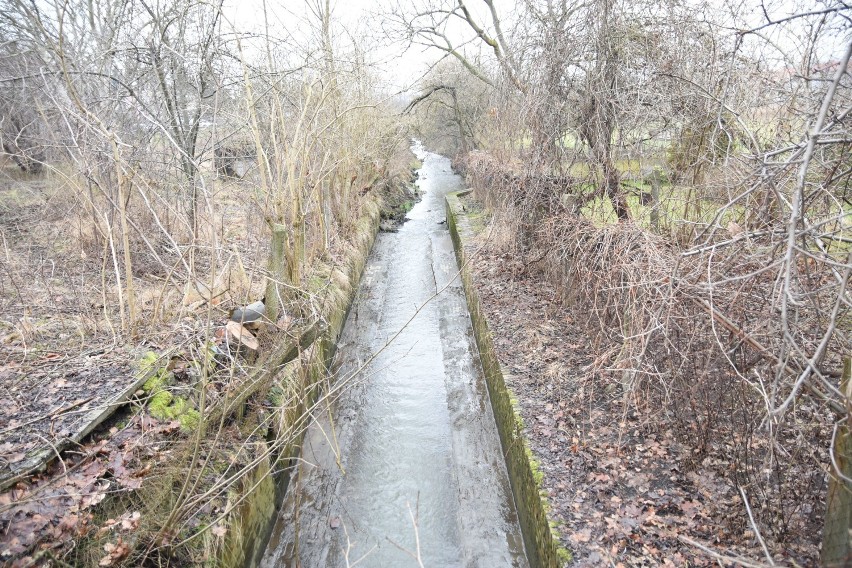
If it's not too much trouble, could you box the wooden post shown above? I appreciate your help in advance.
[822,357,852,567]
[265,224,287,323]
[649,167,661,233]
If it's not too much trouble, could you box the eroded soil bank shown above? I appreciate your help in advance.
[260,145,528,567]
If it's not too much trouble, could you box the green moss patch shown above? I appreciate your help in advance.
[138,351,198,432]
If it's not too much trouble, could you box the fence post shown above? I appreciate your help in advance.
[265,224,287,323]
[822,357,852,567]
[649,169,661,233]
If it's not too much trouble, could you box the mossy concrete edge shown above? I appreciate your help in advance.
[218,199,381,568]
[446,190,564,568]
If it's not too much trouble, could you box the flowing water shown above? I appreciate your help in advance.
[260,143,528,568]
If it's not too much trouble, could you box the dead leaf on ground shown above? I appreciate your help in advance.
[99,539,131,566]
[120,512,141,531]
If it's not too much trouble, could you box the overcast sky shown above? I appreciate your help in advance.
[222,0,850,96]
[222,0,441,94]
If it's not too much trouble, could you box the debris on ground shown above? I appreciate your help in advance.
[466,212,823,566]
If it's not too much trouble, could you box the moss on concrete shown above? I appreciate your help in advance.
[217,442,277,568]
[142,369,171,394]
[216,196,382,567]
[146,387,199,431]
[148,390,173,414]
[138,351,160,376]
[446,190,568,567]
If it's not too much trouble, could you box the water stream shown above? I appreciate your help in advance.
[260,143,528,568]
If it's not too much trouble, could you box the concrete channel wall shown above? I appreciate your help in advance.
[219,188,564,567]
[216,200,381,568]
[446,190,563,568]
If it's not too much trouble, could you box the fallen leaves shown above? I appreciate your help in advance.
[99,538,131,566]
[5,452,27,464]
[0,414,167,561]
[468,240,820,566]
[97,511,141,537]
[571,528,592,543]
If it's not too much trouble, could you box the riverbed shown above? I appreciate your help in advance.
[260,143,528,568]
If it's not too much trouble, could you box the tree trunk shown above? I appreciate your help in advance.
[604,157,629,221]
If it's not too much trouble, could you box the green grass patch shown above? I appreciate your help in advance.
[577,181,748,233]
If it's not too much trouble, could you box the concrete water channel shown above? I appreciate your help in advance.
[260,143,529,567]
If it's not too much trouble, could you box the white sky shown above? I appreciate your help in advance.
[223,0,443,94]
[222,0,850,95]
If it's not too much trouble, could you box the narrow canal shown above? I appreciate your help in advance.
[260,143,528,567]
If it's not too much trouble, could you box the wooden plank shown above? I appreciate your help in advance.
[208,320,325,426]
[1,321,323,492]
[0,362,157,491]
[822,357,852,567]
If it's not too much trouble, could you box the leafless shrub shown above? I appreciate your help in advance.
[404,0,851,554]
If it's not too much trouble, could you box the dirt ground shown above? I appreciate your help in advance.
[463,199,822,566]
[0,164,263,564]
[0,154,418,565]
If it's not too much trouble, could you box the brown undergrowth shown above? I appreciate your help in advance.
[458,150,845,565]
[0,151,418,566]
